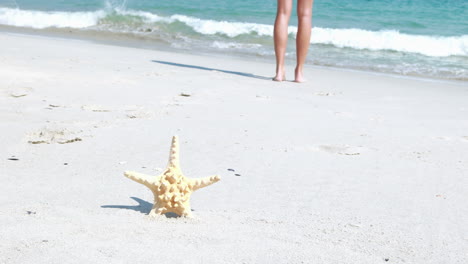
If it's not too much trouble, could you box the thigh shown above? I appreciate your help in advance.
[277,0,293,15]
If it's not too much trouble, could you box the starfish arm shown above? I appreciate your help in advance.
[124,171,155,189]
[190,175,221,191]
[167,136,180,168]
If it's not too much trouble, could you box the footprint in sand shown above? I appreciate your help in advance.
[82,104,157,119]
[434,136,468,143]
[255,94,270,101]
[124,105,155,119]
[126,110,155,119]
[435,136,452,141]
[27,127,83,145]
[333,111,355,118]
[144,72,163,77]
[7,87,34,98]
[370,116,384,122]
[81,105,111,112]
[315,91,336,97]
[318,145,364,156]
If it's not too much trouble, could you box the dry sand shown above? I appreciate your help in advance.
[1,32,467,263]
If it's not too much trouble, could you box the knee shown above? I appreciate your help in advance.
[277,7,292,17]
[297,9,312,21]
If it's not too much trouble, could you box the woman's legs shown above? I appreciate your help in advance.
[295,0,313,82]
[273,0,292,81]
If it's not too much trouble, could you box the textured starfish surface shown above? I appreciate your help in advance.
[124,136,221,217]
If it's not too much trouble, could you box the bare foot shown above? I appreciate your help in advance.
[273,67,286,82]
[294,67,306,83]
[273,73,286,82]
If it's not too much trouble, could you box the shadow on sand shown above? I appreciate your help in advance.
[101,197,184,218]
[151,60,271,80]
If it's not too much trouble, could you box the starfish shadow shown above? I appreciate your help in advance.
[101,197,152,215]
[101,197,193,218]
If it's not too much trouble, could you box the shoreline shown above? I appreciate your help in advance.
[1,24,465,84]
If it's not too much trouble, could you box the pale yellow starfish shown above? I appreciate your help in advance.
[124,136,221,217]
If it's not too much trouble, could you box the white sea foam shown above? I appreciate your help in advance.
[211,41,262,50]
[0,7,105,29]
[170,15,273,37]
[114,8,174,23]
[312,27,468,57]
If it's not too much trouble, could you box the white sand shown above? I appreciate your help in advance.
[1,32,467,263]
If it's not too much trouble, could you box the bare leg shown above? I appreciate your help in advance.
[273,0,292,81]
[295,0,314,83]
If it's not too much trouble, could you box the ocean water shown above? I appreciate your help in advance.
[0,0,467,80]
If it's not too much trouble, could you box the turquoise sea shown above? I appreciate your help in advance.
[0,0,467,80]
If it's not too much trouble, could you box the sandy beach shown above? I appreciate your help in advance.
[1,32,467,263]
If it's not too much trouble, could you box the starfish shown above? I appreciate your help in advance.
[124,136,221,217]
